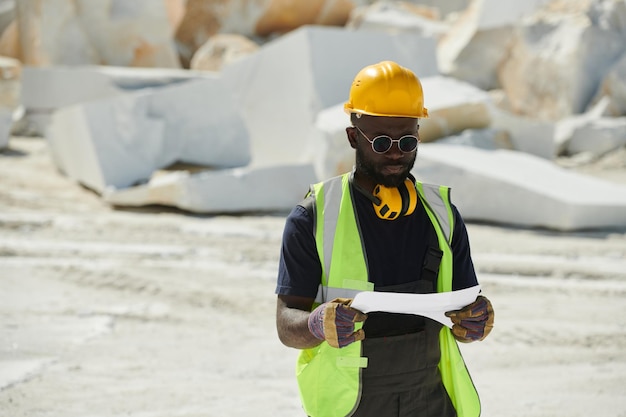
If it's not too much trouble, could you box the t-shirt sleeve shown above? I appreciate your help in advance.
[450,205,479,291]
[275,204,322,298]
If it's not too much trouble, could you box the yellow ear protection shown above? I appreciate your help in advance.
[351,172,418,220]
[372,178,418,220]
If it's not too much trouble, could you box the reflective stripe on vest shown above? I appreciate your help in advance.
[296,173,480,417]
[297,174,368,417]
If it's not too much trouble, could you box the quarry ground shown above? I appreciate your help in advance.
[1,136,625,417]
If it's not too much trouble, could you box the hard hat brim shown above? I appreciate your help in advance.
[343,102,429,119]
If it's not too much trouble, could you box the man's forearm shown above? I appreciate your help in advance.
[276,300,322,349]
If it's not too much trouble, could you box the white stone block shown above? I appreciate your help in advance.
[348,2,450,38]
[21,65,214,111]
[15,0,180,68]
[566,117,626,156]
[437,0,550,89]
[487,105,556,159]
[19,65,215,136]
[221,25,439,168]
[420,76,492,142]
[0,55,21,145]
[0,0,14,35]
[47,78,249,193]
[475,0,551,30]
[438,128,513,150]
[0,108,14,148]
[589,52,626,117]
[314,105,353,180]
[413,143,626,231]
[411,0,469,18]
[499,9,626,120]
[103,164,318,214]
[47,95,166,193]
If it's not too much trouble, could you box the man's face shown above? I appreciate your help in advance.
[350,115,419,188]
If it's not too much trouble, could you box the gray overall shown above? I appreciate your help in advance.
[351,280,457,417]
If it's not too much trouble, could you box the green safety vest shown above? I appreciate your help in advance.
[296,172,481,417]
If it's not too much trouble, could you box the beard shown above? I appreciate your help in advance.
[355,146,416,188]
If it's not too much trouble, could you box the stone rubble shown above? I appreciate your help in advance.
[0,0,625,231]
[47,78,250,193]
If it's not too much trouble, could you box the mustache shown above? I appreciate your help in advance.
[355,148,416,188]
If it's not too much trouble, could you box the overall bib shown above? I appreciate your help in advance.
[353,280,456,417]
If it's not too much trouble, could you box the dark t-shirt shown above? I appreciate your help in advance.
[275,184,478,298]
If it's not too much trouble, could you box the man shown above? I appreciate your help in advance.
[275,61,494,417]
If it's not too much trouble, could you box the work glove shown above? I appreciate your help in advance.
[307,298,367,348]
[445,295,494,343]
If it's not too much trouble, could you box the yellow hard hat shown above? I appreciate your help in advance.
[344,61,429,118]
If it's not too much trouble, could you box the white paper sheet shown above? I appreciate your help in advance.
[350,285,481,328]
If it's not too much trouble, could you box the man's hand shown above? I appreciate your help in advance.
[307,298,367,348]
[445,295,494,343]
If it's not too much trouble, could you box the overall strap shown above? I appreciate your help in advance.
[421,226,444,287]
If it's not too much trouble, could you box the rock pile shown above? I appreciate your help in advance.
[0,0,625,230]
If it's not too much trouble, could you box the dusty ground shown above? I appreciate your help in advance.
[1,137,625,417]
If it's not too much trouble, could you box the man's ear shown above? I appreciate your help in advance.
[346,127,358,149]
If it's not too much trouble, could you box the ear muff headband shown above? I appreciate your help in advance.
[403,179,417,216]
[397,181,411,215]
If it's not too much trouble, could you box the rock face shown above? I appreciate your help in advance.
[13,0,180,67]
[498,0,626,120]
[174,0,360,67]
[437,0,551,90]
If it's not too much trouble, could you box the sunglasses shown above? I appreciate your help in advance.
[354,125,419,154]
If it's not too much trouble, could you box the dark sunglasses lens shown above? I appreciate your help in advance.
[372,136,392,153]
[399,136,418,152]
